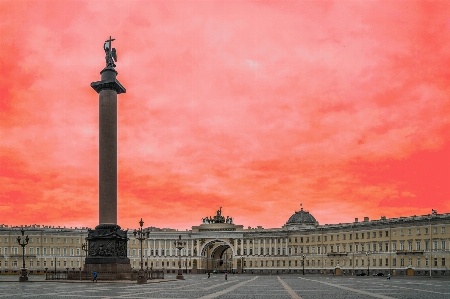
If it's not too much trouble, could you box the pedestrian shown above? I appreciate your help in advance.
[93,270,98,282]
[387,273,391,280]
[225,272,228,280]
[207,272,210,278]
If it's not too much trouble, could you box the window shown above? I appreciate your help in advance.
[433,227,437,234]
[408,241,412,251]
[442,258,446,266]
[63,238,67,244]
[441,227,445,234]
[57,238,60,244]
[416,241,421,250]
[393,258,397,267]
[36,248,40,255]
[29,247,34,254]
[385,258,389,266]
[349,234,352,240]
[434,258,438,267]
[385,231,389,237]
[400,241,405,251]
[400,258,404,266]
[385,242,389,252]
[425,228,429,234]
[400,230,404,236]
[425,258,429,266]
[417,258,420,267]
[416,229,421,235]
[408,229,412,236]
[442,240,446,250]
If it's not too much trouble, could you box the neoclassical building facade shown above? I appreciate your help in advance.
[1,208,449,276]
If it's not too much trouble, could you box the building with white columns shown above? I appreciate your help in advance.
[1,207,449,276]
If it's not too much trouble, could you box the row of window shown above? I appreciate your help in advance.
[0,237,81,244]
[0,259,81,268]
[0,247,81,256]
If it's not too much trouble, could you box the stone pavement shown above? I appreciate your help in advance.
[0,274,449,298]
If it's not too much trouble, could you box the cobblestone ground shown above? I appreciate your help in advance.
[0,274,449,299]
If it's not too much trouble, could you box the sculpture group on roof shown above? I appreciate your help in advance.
[202,207,233,224]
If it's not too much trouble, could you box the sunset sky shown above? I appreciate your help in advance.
[1,0,449,230]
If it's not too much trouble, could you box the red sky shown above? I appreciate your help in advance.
[1,1,449,230]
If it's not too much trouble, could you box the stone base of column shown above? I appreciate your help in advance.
[82,224,131,280]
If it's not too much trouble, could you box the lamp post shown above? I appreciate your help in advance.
[240,256,245,274]
[174,235,186,279]
[366,252,370,276]
[302,254,306,275]
[133,218,149,284]
[17,228,29,282]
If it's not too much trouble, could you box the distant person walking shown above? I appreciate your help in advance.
[207,272,210,278]
[225,272,228,280]
[387,273,391,280]
[93,271,98,282]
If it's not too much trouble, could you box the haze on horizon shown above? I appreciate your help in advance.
[1,0,449,230]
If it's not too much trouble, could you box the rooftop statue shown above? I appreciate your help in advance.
[104,36,117,68]
[201,207,233,224]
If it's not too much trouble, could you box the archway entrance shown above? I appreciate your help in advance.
[200,240,234,273]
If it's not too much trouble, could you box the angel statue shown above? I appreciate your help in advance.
[104,36,117,68]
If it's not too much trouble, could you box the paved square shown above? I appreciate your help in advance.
[0,274,449,298]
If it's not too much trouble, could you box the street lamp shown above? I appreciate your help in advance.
[302,254,306,275]
[16,228,29,282]
[133,218,149,284]
[81,241,88,269]
[174,235,186,279]
[240,256,245,274]
[366,252,371,276]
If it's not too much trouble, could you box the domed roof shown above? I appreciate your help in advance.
[286,208,318,226]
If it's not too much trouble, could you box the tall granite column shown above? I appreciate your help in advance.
[83,38,131,280]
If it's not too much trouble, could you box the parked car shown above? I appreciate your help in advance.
[373,272,384,276]
[356,272,366,276]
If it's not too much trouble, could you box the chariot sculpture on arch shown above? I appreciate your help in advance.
[104,36,117,68]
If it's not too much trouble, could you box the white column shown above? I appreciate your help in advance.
[241,238,244,255]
